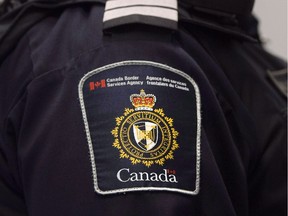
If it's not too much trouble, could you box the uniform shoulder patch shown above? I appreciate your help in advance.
[78,61,201,195]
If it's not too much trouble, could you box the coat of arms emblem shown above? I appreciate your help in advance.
[111,89,179,167]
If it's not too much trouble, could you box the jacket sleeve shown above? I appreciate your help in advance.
[0,34,33,216]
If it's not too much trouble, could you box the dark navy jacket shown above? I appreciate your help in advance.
[0,1,286,215]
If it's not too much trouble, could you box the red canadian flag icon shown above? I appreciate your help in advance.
[89,79,106,91]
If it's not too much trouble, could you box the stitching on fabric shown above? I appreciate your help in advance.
[78,60,201,196]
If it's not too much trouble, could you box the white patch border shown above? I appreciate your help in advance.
[78,60,201,195]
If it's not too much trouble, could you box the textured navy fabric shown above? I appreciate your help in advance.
[0,2,286,216]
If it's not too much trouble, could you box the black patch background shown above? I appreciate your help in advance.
[81,63,199,194]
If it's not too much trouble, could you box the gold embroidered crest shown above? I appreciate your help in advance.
[111,90,179,167]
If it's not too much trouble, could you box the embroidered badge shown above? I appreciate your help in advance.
[79,61,201,196]
[111,89,179,167]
